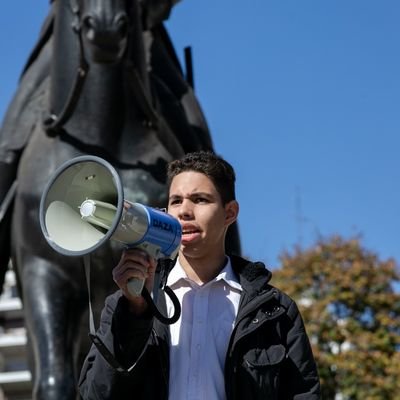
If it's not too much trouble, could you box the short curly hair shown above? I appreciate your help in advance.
[167,151,236,205]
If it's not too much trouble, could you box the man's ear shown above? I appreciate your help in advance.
[224,200,239,227]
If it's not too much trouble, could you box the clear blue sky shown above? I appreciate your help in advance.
[1,1,399,270]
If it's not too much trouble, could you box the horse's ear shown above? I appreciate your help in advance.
[69,0,80,15]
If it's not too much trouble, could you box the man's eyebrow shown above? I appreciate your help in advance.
[169,192,214,200]
[168,194,182,201]
[191,192,213,198]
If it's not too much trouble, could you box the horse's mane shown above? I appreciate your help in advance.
[20,2,55,78]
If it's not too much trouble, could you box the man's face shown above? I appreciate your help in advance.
[167,171,237,260]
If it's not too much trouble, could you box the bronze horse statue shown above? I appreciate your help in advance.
[0,0,239,399]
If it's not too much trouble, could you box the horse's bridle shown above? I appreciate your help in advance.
[42,0,89,137]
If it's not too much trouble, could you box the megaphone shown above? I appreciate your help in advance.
[39,155,182,296]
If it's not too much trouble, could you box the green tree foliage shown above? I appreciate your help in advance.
[271,235,400,400]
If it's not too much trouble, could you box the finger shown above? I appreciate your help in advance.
[118,249,151,267]
[113,264,148,281]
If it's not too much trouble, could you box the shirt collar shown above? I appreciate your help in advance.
[167,256,242,292]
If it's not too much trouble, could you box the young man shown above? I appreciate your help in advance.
[79,151,321,399]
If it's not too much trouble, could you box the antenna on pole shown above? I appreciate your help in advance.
[295,186,304,248]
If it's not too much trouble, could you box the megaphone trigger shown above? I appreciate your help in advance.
[126,277,145,297]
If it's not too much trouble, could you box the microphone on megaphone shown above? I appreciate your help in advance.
[39,155,181,323]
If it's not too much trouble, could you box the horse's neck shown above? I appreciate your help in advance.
[63,62,165,162]
[64,65,128,144]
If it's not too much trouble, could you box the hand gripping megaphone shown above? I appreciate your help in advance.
[39,155,181,324]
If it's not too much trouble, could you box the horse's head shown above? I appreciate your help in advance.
[70,0,132,64]
[46,0,152,138]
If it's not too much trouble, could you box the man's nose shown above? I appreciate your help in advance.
[178,200,193,219]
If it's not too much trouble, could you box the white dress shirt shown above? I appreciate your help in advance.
[166,257,242,400]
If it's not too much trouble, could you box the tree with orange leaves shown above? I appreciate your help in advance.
[272,235,400,400]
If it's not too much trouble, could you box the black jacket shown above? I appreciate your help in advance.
[79,255,321,399]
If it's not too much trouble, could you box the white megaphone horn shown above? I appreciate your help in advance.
[39,155,182,298]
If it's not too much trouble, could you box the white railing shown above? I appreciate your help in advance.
[0,267,32,400]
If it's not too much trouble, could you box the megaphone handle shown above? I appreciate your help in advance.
[142,286,181,325]
[127,277,145,297]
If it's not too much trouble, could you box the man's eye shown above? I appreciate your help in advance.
[169,199,181,205]
[195,197,208,203]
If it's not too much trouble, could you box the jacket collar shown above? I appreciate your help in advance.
[229,254,272,300]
